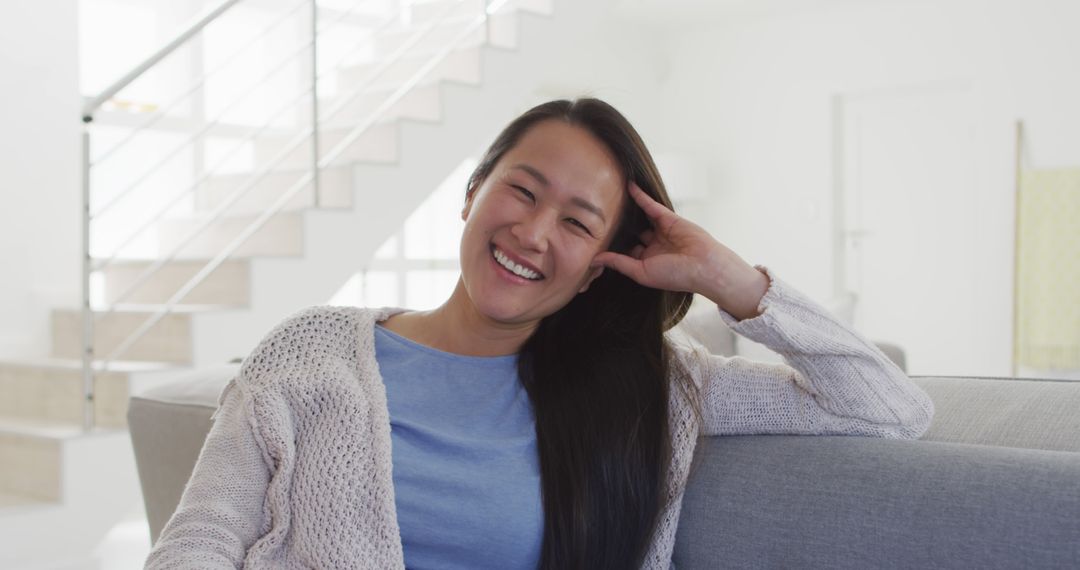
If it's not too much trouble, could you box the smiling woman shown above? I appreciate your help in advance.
[145,98,935,570]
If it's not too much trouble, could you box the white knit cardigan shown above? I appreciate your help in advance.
[146,267,934,569]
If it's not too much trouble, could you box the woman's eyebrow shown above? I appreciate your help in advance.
[511,163,607,223]
[570,197,606,224]
[511,163,550,187]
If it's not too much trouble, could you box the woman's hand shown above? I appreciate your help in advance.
[591,183,770,321]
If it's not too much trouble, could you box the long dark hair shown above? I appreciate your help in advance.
[466,98,702,569]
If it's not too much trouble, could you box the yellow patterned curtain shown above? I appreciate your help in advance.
[1015,167,1080,369]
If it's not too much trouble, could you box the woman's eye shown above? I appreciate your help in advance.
[566,218,593,236]
[512,185,534,201]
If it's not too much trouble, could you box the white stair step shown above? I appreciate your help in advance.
[483,10,525,50]
[315,2,389,28]
[195,166,353,215]
[0,418,76,502]
[0,426,143,567]
[407,0,552,22]
[51,305,238,365]
[253,122,398,170]
[407,0,482,25]
[321,83,442,129]
[372,14,486,57]
[0,489,50,510]
[156,211,304,258]
[0,358,181,429]
[408,0,553,26]
[387,9,525,52]
[99,258,251,306]
[335,46,482,95]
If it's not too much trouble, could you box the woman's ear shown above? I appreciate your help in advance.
[578,265,604,293]
[461,188,476,221]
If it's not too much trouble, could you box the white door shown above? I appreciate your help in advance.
[837,84,992,377]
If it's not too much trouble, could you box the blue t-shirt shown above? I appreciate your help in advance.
[374,325,543,569]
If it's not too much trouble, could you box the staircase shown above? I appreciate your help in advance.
[0,0,554,566]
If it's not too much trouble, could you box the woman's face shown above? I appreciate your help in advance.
[458,119,626,328]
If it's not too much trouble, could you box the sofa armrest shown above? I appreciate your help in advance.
[128,364,236,543]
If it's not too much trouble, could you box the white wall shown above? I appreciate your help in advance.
[655,0,1080,376]
[0,0,82,358]
[522,0,670,153]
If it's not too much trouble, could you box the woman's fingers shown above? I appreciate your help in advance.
[629,182,687,240]
[592,251,648,284]
[628,182,673,222]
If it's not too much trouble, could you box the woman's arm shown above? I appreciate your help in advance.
[678,266,934,438]
[594,183,934,439]
[145,378,271,569]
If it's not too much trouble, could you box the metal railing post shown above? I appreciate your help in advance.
[483,0,490,44]
[80,126,95,432]
[311,0,321,207]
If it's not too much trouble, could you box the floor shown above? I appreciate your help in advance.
[35,507,150,570]
[85,512,152,570]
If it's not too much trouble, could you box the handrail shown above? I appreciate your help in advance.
[92,0,310,166]
[87,0,515,399]
[81,0,245,122]
[90,34,317,219]
[93,81,319,283]
[104,165,316,365]
[104,32,443,362]
[100,103,322,317]
[95,0,463,285]
[91,0,387,167]
[90,0,398,221]
[100,0,493,366]
[487,0,512,15]
[93,9,404,276]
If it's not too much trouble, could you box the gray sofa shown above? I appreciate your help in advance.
[129,316,1080,568]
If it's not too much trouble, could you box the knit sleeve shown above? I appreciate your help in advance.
[684,266,934,439]
[145,378,272,569]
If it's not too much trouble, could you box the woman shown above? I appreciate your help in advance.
[146,98,934,569]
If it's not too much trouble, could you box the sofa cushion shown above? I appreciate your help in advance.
[913,376,1080,453]
[673,435,1080,569]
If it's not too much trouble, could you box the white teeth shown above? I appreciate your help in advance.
[493,248,542,280]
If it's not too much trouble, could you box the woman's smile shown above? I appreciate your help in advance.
[491,244,545,281]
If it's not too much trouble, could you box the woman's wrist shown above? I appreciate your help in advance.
[699,262,769,321]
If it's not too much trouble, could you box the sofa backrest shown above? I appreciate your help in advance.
[672,435,1080,569]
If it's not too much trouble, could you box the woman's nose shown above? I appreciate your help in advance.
[511,210,555,252]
